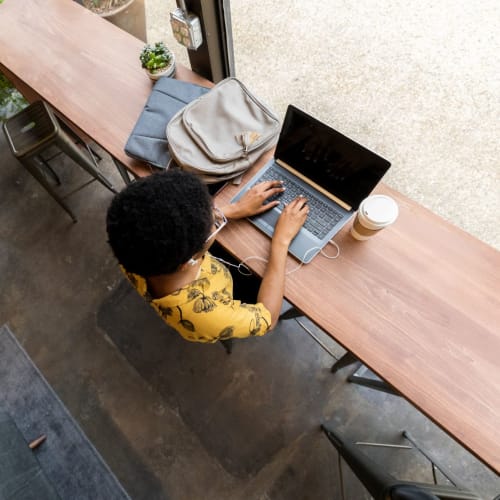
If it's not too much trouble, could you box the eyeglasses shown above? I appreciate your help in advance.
[205,207,227,243]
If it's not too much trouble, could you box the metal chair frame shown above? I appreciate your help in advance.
[3,100,116,222]
[321,424,482,500]
[280,306,399,394]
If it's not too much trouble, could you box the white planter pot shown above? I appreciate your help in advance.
[146,55,176,81]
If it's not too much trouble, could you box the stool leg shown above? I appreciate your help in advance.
[55,133,117,193]
[59,120,103,163]
[113,158,136,186]
[84,143,103,165]
[37,155,62,185]
[22,157,77,222]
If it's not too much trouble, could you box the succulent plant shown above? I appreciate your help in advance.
[139,42,172,72]
[0,73,27,121]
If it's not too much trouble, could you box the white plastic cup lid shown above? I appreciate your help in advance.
[359,195,399,229]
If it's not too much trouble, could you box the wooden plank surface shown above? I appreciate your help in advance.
[0,0,210,177]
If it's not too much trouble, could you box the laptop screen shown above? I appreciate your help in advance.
[275,105,391,210]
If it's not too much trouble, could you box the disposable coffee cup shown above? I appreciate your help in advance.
[350,195,399,241]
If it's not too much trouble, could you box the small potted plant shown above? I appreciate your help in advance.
[139,42,176,81]
[1,73,27,121]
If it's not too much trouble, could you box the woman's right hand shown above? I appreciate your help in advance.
[259,196,309,327]
[273,196,309,247]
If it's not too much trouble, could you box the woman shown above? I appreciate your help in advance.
[106,169,308,343]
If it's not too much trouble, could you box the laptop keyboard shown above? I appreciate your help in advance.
[259,164,344,239]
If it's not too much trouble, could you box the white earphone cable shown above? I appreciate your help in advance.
[213,240,340,276]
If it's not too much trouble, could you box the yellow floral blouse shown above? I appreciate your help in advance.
[124,253,271,343]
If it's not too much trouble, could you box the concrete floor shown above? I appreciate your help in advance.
[1,1,499,499]
[1,133,499,500]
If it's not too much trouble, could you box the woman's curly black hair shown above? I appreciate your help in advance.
[106,170,213,277]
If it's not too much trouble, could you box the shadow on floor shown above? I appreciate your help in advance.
[97,279,344,479]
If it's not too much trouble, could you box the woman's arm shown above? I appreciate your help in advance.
[219,181,308,328]
[257,197,309,328]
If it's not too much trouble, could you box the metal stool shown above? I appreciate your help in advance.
[2,100,116,222]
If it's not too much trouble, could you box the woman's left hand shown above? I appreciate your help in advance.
[220,180,285,219]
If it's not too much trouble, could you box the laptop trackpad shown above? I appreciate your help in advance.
[251,207,280,234]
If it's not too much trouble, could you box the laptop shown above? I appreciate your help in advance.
[231,105,391,263]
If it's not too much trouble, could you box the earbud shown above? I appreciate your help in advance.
[188,258,198,266]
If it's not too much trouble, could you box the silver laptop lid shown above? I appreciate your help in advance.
[276,105,391,210]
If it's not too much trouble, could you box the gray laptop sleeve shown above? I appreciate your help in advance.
[124,77,209,168]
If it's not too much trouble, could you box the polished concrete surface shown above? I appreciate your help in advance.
[1,1,499,499]
[1,132,498,500]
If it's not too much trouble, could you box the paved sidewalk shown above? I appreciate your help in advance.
[147,0,499,249]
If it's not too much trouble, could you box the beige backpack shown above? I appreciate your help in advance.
[166,77,280,184]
